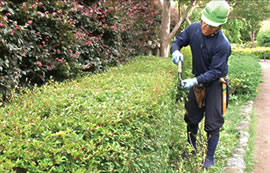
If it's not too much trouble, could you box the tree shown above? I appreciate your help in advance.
[160,0,198,57]
[229,0,270,47]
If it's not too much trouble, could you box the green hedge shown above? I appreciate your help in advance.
[0,56,180,172]
[232,47,270,60]
[0,52,262,172]
[228,53,262,101]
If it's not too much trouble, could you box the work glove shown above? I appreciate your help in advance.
[172,50,184,65]
[181,78,198,90]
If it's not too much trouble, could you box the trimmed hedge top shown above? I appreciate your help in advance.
[232,47,270,59]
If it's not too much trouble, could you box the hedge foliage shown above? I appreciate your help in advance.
[0,56,180,172]
[0,50,262,172]
[0,0,162,102]
[228,53,262,101]
[232,47,270,60]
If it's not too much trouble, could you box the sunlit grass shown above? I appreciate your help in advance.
[245,108,257,172]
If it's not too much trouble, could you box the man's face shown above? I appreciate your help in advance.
[201,21,220,36]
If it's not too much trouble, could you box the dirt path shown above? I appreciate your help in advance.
[253,60,270,173]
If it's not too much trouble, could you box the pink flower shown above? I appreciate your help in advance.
[37,11,42,15]
[75,51,81,56]
[0,23,3,27]
[5,13,11,17]
[3,17,8,22]
[60,58,65,64]
[38,2,43,6]
[0,1,5,6]
[87,41,92,45]
[27,20,33,24]
[52,12,57,17]
[37,61,42,67]
[22,3,27,8]
[111,25,117,31]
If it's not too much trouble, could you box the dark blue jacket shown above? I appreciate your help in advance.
[171,22,231,84]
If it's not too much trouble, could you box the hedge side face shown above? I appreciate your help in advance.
[0,56,179,172]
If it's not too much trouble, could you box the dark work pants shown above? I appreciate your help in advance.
[184,79,229,134]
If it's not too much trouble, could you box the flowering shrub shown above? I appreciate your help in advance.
[110,0,162,55]
[0,0,80,101]
[69,1,124,72]
[0,0,162,102]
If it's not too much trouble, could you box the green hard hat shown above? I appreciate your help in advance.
[201,0,230,27]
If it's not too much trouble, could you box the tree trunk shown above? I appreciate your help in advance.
[169,0,197,40]
[160,0,171,57]
[159,0,198,57]
[249,31,256,48]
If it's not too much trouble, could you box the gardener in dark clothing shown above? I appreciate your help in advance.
[171,0,231,169]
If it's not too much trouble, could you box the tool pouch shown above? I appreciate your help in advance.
[193,85,206,109]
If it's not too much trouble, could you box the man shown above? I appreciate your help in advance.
[171,0,231,169]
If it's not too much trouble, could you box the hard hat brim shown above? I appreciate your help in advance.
[201,14,222,27]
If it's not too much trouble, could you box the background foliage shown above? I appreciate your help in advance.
[0,0,162,102]
[256,31,270,47]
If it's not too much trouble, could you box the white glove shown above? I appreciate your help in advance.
[172,50,184,65]
[181,78,198,90]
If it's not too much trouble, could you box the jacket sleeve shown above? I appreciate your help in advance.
[196,43,231,84]
[170,26,191,54]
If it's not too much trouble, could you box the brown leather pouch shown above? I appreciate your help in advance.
[193,85,206,109]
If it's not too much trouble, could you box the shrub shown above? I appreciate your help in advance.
[0,0,163,103]
[232,47,270,60]
[0,54,262,172]
[0,1,82,102]
[257,31,270,47]
[109,0,162,56]
[0,56,179,172]
[228,54,262,101]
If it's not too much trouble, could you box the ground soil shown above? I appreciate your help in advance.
[253,60,270,173]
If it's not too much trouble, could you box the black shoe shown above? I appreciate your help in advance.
[202,157,214,168]
[203,132,219,168]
